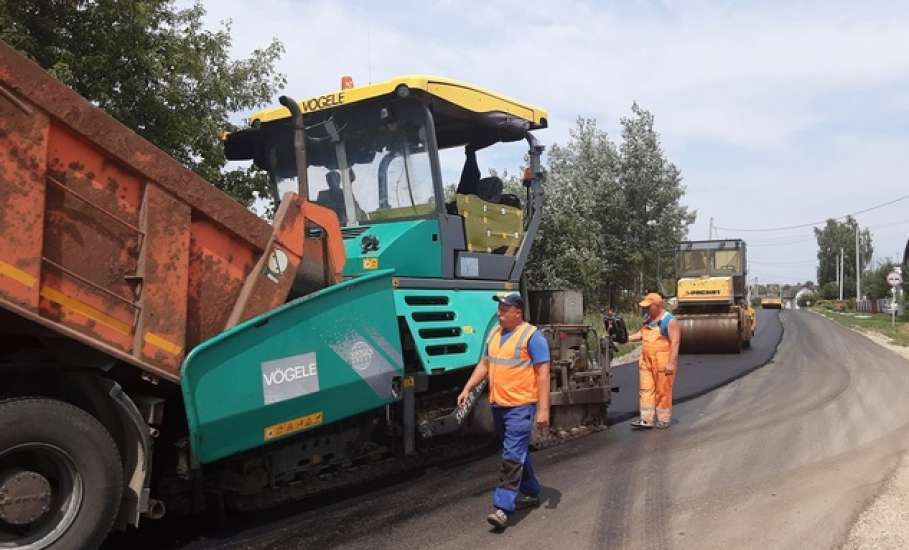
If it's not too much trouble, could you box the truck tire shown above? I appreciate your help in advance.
[0,397,123,550]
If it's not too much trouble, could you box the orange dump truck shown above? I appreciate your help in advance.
[0,40,345,548]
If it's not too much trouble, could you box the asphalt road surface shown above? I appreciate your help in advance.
[108,309,909,549]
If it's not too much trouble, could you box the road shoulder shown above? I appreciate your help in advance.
[812,310,909,549]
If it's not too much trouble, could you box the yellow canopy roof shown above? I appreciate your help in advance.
[249,75,548,128]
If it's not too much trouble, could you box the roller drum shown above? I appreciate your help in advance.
[677,311,742,354]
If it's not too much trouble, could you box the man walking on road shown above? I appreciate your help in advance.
[628,293,681,429]
[457,293,551,529]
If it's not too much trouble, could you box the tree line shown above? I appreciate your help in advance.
[813,217,906,301]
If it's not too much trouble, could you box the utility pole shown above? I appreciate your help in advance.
[856,223,861,302]
[839,248,844,300]
[835,250,840,294]
[709,217,714,240]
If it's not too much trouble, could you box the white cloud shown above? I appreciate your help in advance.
[197,1,909,145]
[188,0,909,282]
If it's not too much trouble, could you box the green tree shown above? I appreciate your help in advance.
[0,0,285,208]
[525,107,694,310]
[615,103,696,298]
[819,281,839,300]
[863,259,899,300]
[814,216,873,297]
[525,118,617,306]
[797,291,815,308]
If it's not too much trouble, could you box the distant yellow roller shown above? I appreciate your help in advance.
[760,297,782,309]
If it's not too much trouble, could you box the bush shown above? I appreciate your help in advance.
[820,281,840,300]
[818,300,848,312]
[797,291,816,307]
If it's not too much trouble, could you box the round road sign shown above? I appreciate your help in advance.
[887,271,903,287]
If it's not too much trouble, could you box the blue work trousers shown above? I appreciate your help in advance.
[492,403,541,513]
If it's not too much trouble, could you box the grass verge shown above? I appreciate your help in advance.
[812,308,909,347]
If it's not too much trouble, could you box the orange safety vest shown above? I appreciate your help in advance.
[486,322,540,407]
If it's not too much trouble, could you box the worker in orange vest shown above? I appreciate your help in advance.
[628,293,681,429]
[457,293,551,529]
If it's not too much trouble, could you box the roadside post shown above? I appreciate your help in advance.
[887,268,902,327]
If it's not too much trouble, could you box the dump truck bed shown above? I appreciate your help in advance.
[0,41,279,382]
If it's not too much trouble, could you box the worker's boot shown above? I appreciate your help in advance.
[630,418,654,429]
[515,493,541,509]
[487,508,508,529]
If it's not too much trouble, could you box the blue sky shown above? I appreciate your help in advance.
[191,0,909,285]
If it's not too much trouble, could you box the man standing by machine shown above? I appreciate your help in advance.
[628,293,681,429]
[457,293,551,529]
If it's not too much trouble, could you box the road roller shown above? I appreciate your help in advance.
[761,284,783,309]
[674,239,754,353]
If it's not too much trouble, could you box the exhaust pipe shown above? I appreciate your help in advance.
[278,96,309,200]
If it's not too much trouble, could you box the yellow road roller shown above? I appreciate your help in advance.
[674,239,754,353]
[761,284,783,309]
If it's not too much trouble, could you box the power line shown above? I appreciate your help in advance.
[750,259,817,266]
[715,192,909,232]
[747,236,818,247]
[866,218,909,230]
[737,219,909,246]
[747,232,814,241]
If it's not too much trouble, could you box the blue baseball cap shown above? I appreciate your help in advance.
[493,292,525,308]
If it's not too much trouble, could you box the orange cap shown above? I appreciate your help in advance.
[639,293,664,307]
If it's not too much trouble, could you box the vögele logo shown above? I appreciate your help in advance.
[260,352,320,405]
[263,363,317,386]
